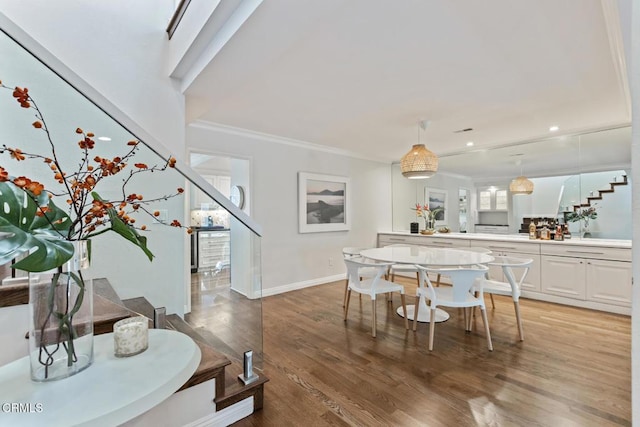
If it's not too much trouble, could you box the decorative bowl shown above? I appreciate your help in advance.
[420,229,435,235]
[438,227,451,233]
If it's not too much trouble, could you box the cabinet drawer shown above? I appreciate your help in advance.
[540,245,631,261]
[378,234,423,247]
[420,237,470,248]
[481,240,540,255]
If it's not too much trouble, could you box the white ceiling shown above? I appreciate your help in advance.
[184,0,631,170]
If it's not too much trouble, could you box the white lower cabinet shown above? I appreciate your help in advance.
[377,233,631,314]
[585,259,632,307]
[541,255,586,299]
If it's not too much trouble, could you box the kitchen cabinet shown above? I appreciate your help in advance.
[192,175,231,209]
[541,255,586,299]
[377,232,631,314]
[586,259,632,307]
[198,230,230,272]
[541,245,631,306]
[477,186,508,211]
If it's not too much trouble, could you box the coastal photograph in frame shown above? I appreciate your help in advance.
[425,188,447,226]
[298,172,351,233]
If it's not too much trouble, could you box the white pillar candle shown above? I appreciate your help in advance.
[113,317,149,357]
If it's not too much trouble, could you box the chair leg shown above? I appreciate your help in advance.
[463,307,468,331]
[480,307,493,351]
[415,272,420,286]
[371,299,377,338]
[413,295,420,331]
[344,290,351,321]
[490,293,495,309]
[436,273,441,287]
[514,301,524,341]
[428,309,436,351]
[400,293,408,330]
[342,279,349,307]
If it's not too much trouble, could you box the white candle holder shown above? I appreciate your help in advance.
[113,317,149,358]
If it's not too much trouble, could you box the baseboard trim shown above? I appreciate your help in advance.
[183,397,253,427]
[262,274,345,297]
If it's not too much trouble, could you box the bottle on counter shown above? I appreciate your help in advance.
[554,225,564,241]
[563,224,572,239]
[540,223,551,240]
[528,221,537,240]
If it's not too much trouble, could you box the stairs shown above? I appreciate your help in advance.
[0,278,268,416]
[572,174,628,211]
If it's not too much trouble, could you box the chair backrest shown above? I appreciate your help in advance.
[417,264,490,303]
[343,258,390,290]
[490,256,533,294]
[342,247,369,260]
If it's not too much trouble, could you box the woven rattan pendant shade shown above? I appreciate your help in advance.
[509,175,534,195]
[400,144,438,179]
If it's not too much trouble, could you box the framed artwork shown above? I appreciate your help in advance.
[425,187,447,226]
[298,172,351,233]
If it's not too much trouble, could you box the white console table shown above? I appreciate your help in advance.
[0,329,201,427]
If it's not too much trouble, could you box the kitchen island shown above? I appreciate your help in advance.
[378,232,631,315]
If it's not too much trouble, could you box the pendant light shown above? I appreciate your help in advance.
[509,160,534,195]
[400,120,438,179]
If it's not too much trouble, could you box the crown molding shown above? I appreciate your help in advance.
[190,120,390,164]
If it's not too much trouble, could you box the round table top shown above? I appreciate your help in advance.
[0,231,15,240]
[360,246,494,266]
[0,329,201,427]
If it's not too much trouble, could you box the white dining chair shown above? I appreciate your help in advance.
[481,256,533,341]
[342,247,379,307]
[414,264,493,351]
[343,258,409,338]
[434,246,492,287]
[385,244,420,285]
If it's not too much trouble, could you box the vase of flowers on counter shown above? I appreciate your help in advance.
[411,203,443,234]
[565,205,597,238]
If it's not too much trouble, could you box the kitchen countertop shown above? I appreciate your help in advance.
[379,231,631,249]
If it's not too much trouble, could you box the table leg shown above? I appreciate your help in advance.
[396,295,449,323]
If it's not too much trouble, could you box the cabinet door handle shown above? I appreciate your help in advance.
[432,241,453,246]
[566,250,604,255]
[488,246,516,250]
[388,238,406,242]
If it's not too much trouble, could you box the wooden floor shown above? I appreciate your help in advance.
[223,277,631,427]
[186,272,263,366]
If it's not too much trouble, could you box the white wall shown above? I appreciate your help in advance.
[630,0,640,422]
[0,0,185,157]
[187,123,391,294]
[391,165,476,232]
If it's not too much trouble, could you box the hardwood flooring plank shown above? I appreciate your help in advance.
[186,277,630,426]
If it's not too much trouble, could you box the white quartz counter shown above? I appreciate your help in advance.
[378,231,631,249]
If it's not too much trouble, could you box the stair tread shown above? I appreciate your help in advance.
[122,297,156,320]
[214,361,268,410]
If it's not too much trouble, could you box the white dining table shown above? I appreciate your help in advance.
[360,246,494,323]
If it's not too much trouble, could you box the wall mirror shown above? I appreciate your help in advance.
[392,126,631,239]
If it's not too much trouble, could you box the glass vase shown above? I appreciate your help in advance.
[28,240,94,381]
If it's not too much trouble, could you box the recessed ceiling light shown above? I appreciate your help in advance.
[98,136,111,141]
[549,126,559,132]
[466,141,474,147]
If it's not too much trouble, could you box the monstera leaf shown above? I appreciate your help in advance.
[91,192,154,261]
[0,181,74,272]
